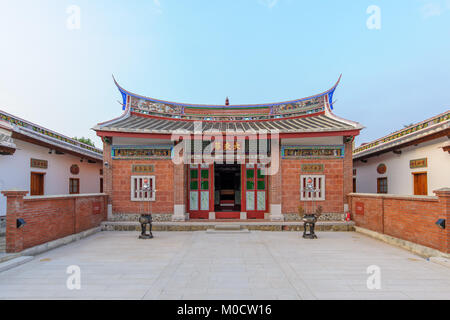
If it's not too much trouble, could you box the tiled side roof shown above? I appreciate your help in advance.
[0,110,103,160]
[353,110,450,159]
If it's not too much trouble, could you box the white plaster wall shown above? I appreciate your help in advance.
[0,139,103,216]
[354,136,450,195]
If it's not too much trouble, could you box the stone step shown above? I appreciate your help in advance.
[206,228,250,234]
[214,224,242,231]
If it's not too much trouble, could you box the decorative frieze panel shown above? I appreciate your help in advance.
[132,164,155,173]
[112,145,172,160]
[301,164,324,173]
[30,158,48,169]
[410,158,427,169]
[187,140,271,155]
[130,97,183,115]
[282,146,345,159]
[271,96,325,115]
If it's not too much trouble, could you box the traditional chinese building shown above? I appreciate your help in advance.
[0,110,104,217]
[94,77,363,221]
[353,111,450,196]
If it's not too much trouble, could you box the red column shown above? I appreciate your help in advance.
[1,190,28,253]
[434,188,450,254]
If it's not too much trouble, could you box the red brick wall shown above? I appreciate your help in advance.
[281,158,345,214]
[2,192,107,253]
[349,192,449,254]
[349,195,384,234]
[111,159,174,215]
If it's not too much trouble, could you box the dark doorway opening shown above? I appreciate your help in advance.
[214,164,241,212]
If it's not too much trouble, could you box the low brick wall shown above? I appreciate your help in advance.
[1,191,107,253]
[348,189,449,254]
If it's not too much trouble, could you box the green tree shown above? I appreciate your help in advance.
[73,136,95,147]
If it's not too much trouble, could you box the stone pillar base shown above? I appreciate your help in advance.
[209,212,216,220]
[107,204,113,221]
[172,205,187,221]
[240,212,247,220]
[269,204,284,221]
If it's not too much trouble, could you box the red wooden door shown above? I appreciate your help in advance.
[188,164,213,219]
[413,173,428,195]
[30,172,44,196]
[242,164,267,219]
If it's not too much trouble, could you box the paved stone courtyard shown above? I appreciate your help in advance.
[0,231,449,300]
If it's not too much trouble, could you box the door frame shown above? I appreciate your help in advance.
[187,164,214,219]
[412,171,428,195]
[30,171,45,196]
[214,163,242,219]
[241,164,268,219]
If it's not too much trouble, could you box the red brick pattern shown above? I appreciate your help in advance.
[349,191,450,254]
[269,153,282,205]
[281,159,345,214]
[343,141,353,205]
[174,163,186,206]
[2,192,107,253]
[111,159,174,216]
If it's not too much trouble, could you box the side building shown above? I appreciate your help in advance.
[94,77,363,222]
[0,110,104,216]
[353,111,450,195]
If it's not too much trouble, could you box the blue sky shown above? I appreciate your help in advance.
[0,0,449,148]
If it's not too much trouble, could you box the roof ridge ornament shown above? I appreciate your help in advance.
[225,97,230,106]
[111,75,342,109]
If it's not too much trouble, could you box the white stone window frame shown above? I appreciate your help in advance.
[131,175,156,202]
[300,175,326,201]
